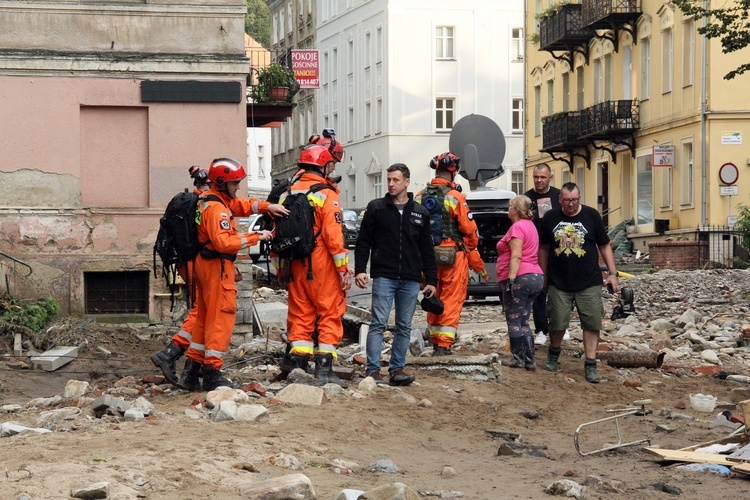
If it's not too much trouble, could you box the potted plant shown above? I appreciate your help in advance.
[254,62,300,103]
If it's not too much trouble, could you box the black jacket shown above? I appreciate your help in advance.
[354,193,438,286]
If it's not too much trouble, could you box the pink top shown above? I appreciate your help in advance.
[495,218,543,281]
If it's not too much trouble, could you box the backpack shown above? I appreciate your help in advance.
[270,183,330,261]
[153,190,221,308]
[420,185,462,246]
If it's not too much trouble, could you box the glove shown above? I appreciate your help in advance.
[504,279,515,299]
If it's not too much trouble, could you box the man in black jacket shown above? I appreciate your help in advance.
[355,163,438,386]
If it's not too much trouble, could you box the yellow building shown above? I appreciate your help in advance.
[525,0,750,257]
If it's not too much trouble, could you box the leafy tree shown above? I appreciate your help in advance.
[673,0,750,80]
[736,203,750,251]
[246,0,271,48]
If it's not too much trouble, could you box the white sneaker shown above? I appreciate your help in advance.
[563,329,571,341]
[534,332,547,345]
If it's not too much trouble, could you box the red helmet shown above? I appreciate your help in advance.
[208,158,246,185]
[430,152,461,173]
[308,133,344,162]
[298,144,335,168]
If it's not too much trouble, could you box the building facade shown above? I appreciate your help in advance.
[0,1,249,322]
[525,1,750,255]
[316,0,526,204]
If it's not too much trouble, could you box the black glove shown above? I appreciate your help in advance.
[504,279,515,299]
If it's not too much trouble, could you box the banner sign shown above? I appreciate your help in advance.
[291,49,320,89]
[652,145,675,167]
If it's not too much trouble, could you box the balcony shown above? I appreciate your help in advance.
[578,99,640,158]
[245,46,296,127]
[582,0,642,51]
[539,3,593,58]
[579,99,639,138]
[541,111,587,152]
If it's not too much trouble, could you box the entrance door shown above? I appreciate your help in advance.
[597,161,609,228]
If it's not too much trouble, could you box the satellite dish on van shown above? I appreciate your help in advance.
[449,114,506,189]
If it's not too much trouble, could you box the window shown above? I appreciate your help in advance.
[575,167,585,201]
[683,19,695,87]
[636,153,654,225]
[376,98,383,134]
[593,57,602,104]
[365,31,371,69]
[436,98,455,130]
[561,167,570,184]
[622,45,632,99]
[511,171,524,194]
[512,28,524,60]
[603,53,613,101]
[641,37,651,100]
[660,164,672,208]
[365,101,371,137]
[512,98,524,133]
[576,69,584,108]
[562,73,570,112]
[272,14,278,44]
[348,107,354,142]
[257,145,266,179]
[534,85,541,136]
[546,80,554,115]
[85,271,148,314]
[348,40,353,75]
[435,26,454,59]
[287,2,293,34]
[372,173,383,198]
[681,141,694,205]
[376,27,383,63]
[662,28,673,93]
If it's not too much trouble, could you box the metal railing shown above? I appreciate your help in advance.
[0,250,33,296]
[582,0,640,26]
[579,99,640,138]
[542,111,585,150]
[539,3,592,51]
[697,226,747,269]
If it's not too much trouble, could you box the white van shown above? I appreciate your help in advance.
[464,187,515,299]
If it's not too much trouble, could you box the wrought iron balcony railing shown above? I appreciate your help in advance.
[582,0,641,28]
[579,99,640,138]
[539,3,593,52]
[541,111,586,151]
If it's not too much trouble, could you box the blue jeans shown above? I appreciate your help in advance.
[366,277,420,374]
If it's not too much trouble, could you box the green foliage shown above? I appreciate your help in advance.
[644,266,659,274]
[1,295,59,332]
[246,0,271,48]
[673,0,750,79]
[735,202,750,251]
[253,62,300,102]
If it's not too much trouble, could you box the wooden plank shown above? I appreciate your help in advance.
[732,462,750,476]
[644,447,738,466]
[740,399,750,439]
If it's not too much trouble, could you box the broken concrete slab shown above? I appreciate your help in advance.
[30,346,78,371]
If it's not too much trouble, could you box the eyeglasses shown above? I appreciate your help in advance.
[561,198,580,204]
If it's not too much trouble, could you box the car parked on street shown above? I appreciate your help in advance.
[237,213,268,262]
[342,209,360,248]
[464,187,515,300]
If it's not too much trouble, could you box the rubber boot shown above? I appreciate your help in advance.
[150,341,184,386]
[202,366,240,391]
[433,345,452,356]
[178,358,202,391]
[544,346,561,372]
[502,337,525,368]
[280,353,311,375]
[523,335,536,371]
[313,353,348,387]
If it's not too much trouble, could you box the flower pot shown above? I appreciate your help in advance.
[269,86,290,102]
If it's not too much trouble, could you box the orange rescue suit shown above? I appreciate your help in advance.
[418,177,480,349]
[186,187,270,370]
[282,171,349,358]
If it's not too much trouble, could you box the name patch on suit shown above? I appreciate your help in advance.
[220,220,231,230]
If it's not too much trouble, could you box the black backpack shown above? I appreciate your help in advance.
[153,190,221,308]
[270,183,330,262]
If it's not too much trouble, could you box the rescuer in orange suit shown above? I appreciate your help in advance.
[179,158,287,391]
[151,165,212,386]
[276,143,353,386]
[416,152,481,355]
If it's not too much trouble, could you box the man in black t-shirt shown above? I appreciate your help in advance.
[524,163,561,344]
[538,182,619,383]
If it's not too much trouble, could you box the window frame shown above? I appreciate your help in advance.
[435,26,455,60]
[511,97,524,134]
[435,97,455,131]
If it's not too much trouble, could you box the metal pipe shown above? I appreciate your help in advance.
[700,0,708,226]
[598,350,665,369]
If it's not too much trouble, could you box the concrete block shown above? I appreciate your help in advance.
[30,346,78,371]
[13,333,22,357]
[256,301,288,324]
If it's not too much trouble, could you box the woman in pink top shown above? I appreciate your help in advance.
[496,195,544,370]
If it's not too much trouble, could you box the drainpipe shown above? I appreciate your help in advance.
[700,0,708,227]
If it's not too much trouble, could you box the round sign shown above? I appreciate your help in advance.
[719,162,739,185]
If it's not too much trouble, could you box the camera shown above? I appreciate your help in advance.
[322,128,336,139]
[189,165,209,186]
